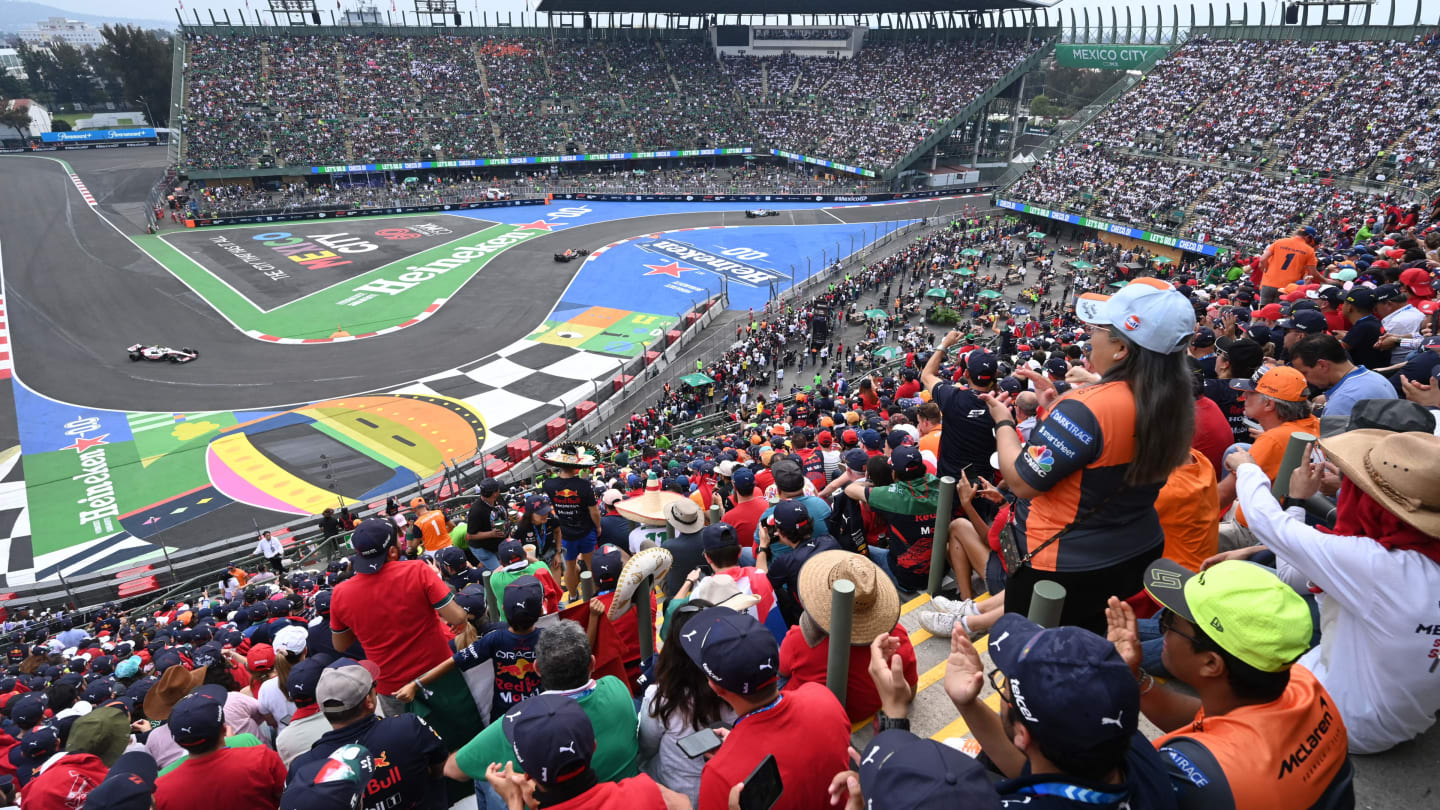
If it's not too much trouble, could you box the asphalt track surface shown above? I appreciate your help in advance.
[1,151,974,413]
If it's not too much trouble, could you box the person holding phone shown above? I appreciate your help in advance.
[681,607,849,810]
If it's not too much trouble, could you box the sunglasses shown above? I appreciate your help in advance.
[1159,609,1204,648]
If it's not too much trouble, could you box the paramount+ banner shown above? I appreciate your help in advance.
[1054,44,1168,71]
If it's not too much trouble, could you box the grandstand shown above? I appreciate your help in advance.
[171,3,1055,180]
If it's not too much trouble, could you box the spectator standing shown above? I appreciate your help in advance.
[1110,560,1353,809]
[922,339,999,481]
[255,530,285,575]
[720,468,767,550]
[661,499,706,600]
[274,657,332,767]
[1258,226,1319,305]
[329,518,469,717]
[540,448,604,601]
[680,607,850,810]
[288,660,450,810]
[987,281,1195,634]
[464,478,510,570]
[409,497,452,554]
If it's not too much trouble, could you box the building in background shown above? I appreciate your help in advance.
[18,17,105,49]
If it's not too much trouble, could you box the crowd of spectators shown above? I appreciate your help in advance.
[180,32,1039,173]
[752,28,852,41]
[5,196,1439,809]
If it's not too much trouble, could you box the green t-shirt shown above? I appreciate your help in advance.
[450,522,469,550]
[157,733,263,777]
[454,676,639,781]
[490,561,550,625]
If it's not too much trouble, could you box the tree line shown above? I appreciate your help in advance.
[1,25,172,130]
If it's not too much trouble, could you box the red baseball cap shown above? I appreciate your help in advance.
[816,430,833,447]
[1400,267,1434,298]
[1254,303,1284,321]
[246,644,275,672]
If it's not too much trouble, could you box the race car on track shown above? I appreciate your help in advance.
[745,209,780,218]
[127,344,199,364]
[553,248,589,262]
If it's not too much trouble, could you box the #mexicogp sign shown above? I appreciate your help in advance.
[1055,44,1168,71]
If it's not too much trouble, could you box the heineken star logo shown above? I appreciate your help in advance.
[61,434,110,453]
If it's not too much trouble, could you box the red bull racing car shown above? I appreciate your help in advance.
[553,248,589,262]
[127,344,199,363]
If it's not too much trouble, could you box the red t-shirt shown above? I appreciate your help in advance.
[1323,309,1347,332]
[779,623,917,723]
[20,753,107,810]
[697,683,850,810]
[1191,395,1232,480]
[330,559,455,693]
[548,775,667,810]
[155,744,286,810]
[722,498,770,549]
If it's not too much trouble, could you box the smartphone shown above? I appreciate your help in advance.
[739,755,783,810]
[677,728,723,759]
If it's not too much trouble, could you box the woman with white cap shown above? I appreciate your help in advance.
[981,279,1197,634]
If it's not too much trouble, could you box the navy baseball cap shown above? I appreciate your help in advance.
[702,522,739,552]
[454,583,488,617]
[1344,287,1376,309]
[313,590,333,615]
[886,429,914,450]
[82,750,159,810]
[477,478,501,496]
[859,429,884,450]
[281,743,376,810]
[285,656,327,705]
[858,730,1001,810]
[679,607,781,696]
[436,546,468,572]
[20,726,60,759]
[1374,283,1406,303]
[890,446,926,481]
[497,539,526,565]
[10,693,45,728]
[349,518,395,574]
[590,544,623,587]
[1278,308,1327,334]
[771,500,810,533]
[502,693,595,784]
[731,467,756,496]
[168,684,229,747]
[965,350,997,384]
[1314,285,1343,304]
[1301,225,1319,239]
[1191,327,1216,349]
[987,615,1138,764]
[503,575,545,625]
[843,448,869,472]
[524,494,553,516]
[997,376,1023,395]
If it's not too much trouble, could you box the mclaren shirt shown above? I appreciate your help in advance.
[1011,382,1164,572]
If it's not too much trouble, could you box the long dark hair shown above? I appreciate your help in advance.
[1103,329,1194,486]
[649,601,728,732]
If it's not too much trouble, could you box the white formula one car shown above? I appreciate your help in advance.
[127,344,199,363]
[745,209,781,218]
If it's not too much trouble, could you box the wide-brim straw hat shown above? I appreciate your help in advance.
[608,547,673,620]
[143,663,207,722]
[798,550,900,645]
[616,487,688,527]
[540,445,598,469]
[1318,429,1440,538]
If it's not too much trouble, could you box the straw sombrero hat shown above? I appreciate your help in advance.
[798,551,900,645]
[540,441,599,470]
[1318,429,1440,538]
[608,546,673,620]
[615,474,687,527]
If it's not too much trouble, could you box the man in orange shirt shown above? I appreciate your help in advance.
[409,497,452,554]
[915,401,942,459]
[1257,226,1320,305]
[1214,366,1319,549]
[1154,448,1219,573]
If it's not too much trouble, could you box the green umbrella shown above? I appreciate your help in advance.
[1068,259,1094,270]
[960,248,983,257]
[1109,281,1128,288]
[954,268,975,276]
[678,372,714,387]
[1027,231,1047,239]
[863,309,887,319]
[978,289,1002,299]
[873,346,901,360]
[924,287,948,299]
[1151,255,1173,264]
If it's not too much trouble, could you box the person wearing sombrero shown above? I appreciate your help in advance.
[540,443,604,602]
[616,473,689,554]
[1214,428,1440,754]
[779,551,916,724]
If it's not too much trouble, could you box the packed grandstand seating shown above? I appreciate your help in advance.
[179,32,1039,173]
[1003,34,1440,252]
[752,27,852,41]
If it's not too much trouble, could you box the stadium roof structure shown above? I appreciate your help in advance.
[536,0,1046,13]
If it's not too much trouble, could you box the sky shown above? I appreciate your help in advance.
[27,0,1437,28]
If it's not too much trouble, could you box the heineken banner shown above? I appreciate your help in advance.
[995,199,1224,257]
[1055,44,1168,71]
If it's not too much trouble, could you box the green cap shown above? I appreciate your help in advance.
[1143,560,1311,672]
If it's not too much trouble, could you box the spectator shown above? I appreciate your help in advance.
[21,707,131,809]
[154,686,287,810]
[1110,560,1353,809]
[780,551,916,723]
[1205,337,1266,446]
[1338,287,1390,371]
[280,744,372,810]
[255,530,285,575]
[274,657,332,767]
[720,468,767,551]
[758,499,841,626]
[329,518,470,717]
[489,540,563,624]
[680,607,850,810]
[661,499,707,600]
[922,340,1000,481]
[79,751,160,810]
[1289,333,1397,419]
[986,280,1195,634]
[1258,227,1321,305]
[288,659,449,810]
[464,478,510,571]
[845,447,961,600]
[540,448,604,601]
[488,693,688,809]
